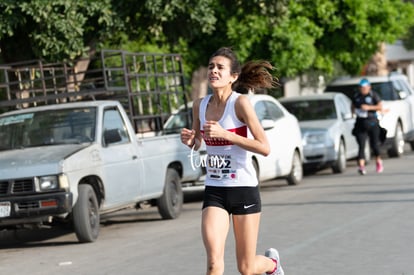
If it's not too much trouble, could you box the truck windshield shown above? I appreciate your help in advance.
[326,82,398,101]
[0,107,96,150]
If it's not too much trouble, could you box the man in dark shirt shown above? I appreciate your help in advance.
[352,78,384,175]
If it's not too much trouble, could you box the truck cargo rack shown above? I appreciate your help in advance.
[0,50,191,135]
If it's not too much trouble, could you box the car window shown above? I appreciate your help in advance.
[395,79,413,96]
[281,99,337,121]
[327,82,399,101]
[265,101,284,121]
[254,101,267,121]
[336,96,352,117]
[254,100,284,122]
[392,80,404,95]
[326,84,358,99]
[371,82,398,100]
[103,107,130,144]
[163,108,192,134]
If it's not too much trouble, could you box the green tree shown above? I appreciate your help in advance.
[133,0,414,86]
[1,0,414,81]
[0,0,120,63]
[187,0,414,77]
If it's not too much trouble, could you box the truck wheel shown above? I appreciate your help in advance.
[157,169,183,219]
[332,140,346,174]
[286,150,303,185]
[388,122,404,158]
[73,184,100,243]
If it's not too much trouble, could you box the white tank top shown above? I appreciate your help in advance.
[199,92,258,187]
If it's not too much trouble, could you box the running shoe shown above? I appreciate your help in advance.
[265,248,284,275]
[376,161,384,173]
[358,166,366,175]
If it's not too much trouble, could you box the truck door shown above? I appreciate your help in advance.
[100,107,142,207]
[396,79,414,137]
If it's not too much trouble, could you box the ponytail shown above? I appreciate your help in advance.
[234,60,278,94]
[209,47,279,94]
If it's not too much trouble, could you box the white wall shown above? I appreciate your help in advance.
[283,75,325,98]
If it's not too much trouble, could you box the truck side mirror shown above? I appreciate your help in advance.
[103,129,122,146]
[398,90,408,99]
[342,112,353,120]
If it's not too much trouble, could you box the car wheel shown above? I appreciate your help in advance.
[72,184,100,243]
[332,140,346,174]
[388,122,404,158]
[286,150,303,185]
[157,168,183,219]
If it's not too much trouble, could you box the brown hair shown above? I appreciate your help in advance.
[209,47,278,94]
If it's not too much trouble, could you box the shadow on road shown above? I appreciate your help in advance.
[0,226,77,248]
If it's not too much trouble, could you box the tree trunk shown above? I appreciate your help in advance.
[67,49,97,93]
[191,66,208,100]
[365,42,388,76]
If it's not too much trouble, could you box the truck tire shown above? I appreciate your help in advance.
[73,184,100,243]
[157,168,183,219]
[388,122,404,158]
[286,150,303,185]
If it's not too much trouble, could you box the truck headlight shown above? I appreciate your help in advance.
[36,176,59,191]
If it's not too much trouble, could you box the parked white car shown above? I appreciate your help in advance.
[164,94,304,185]
[280,92,364,174]
[326,73,414,157]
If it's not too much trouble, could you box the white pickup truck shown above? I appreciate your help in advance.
[0,50,201,242]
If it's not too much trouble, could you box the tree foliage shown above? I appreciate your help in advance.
[205,0,414,76]
[0,0,120,62]
[137,0,414,77]
[1,0,414,79]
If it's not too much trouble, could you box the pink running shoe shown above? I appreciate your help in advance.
[376,161,384,173]
[265,248,284,275]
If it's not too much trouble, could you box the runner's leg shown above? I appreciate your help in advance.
[202,206,230,275]
[356,130,367,166]
[368,124,381,157]
[233,213,275,275]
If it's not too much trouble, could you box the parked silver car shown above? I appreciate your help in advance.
[280,92,364,174]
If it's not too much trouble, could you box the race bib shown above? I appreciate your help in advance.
[206,154,238,180]
[355,108,368,118]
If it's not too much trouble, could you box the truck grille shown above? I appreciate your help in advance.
[0,181,8,194]
[17,201,40,210]
[0,178,34,196]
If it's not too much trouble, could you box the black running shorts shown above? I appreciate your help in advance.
[202,185,262,215]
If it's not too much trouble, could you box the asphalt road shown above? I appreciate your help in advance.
[1,147,414,275]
